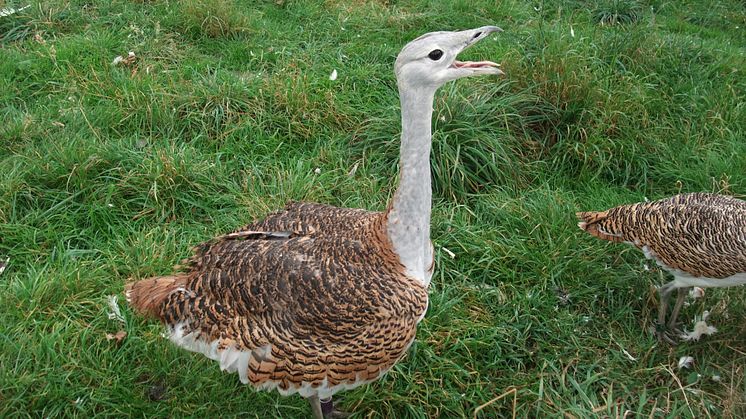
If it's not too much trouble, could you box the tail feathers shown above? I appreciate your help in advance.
[125,275,188,320]
[576,210,623,242]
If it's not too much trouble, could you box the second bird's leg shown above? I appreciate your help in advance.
[321,397,351,418]
[667,287,690,331]
[308,395,324,419]
[656,282,677,344]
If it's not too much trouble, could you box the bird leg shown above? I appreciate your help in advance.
[321,397,351,418]
[667,287,690,331]
[308,395,324,419]
[656,282,678,344]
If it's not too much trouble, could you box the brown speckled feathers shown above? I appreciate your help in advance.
[126,202,428,396]
[577,193,746,278]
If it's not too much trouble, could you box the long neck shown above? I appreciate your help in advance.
[386,87,436,286]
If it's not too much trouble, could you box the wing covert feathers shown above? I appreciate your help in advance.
[126,201,429,398]
[577,193,746,278]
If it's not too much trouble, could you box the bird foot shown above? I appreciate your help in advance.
[321,399,351,418]
[666,321,683,333]
[654,322,680,345]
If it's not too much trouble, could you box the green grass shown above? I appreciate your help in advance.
[2,0,746,417]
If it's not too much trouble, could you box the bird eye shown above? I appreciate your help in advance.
[428,49,444,61]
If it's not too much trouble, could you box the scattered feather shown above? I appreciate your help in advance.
[677,356,694,369]
[106,330,127,343]
[570,25,575,37]
[314,167,321,174]
[680,310,717,341]
[329,69,338,81]
[621,347,637,362]
[0,4,30,17]
[688,287,705,299]
[441,247,456,259]
[0,256,9,276]
[107,295,126,323]
[347,162,359,177]
[712,374,722,382]
[112,51,137,67]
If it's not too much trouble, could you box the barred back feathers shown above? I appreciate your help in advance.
[578,192,746,341]
[125,202,428,399]
[577,193,746,279]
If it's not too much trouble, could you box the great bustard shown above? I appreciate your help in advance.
[126,26,503,417]
[577,193,746,343]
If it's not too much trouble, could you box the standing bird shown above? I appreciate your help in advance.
[126,26,504,418]
[577,193,746,343]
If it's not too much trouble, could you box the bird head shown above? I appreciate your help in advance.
[394,26,503,91]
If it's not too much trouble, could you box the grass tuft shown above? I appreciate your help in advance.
[593,0,644,25]
[177,0,252,39]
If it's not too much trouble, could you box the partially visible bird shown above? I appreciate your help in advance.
[126,26,504,418]
[577,192,746,343]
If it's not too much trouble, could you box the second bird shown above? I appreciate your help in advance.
[577,192,746,343]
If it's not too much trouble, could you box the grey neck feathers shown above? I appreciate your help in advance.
[386,87,436,286]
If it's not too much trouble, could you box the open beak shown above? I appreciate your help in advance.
[451,26,504,76]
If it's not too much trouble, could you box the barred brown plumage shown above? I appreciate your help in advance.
[125,26,504,418]
[577,192,746,343]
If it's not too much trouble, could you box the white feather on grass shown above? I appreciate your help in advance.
[677,356,694,369]
[107,295,126,324]
[680,310,717,342]
[0,5,30,17]
[0,256,9,276]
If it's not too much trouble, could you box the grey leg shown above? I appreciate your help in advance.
[308,395,324,419]
[667,287,690,330]
[656,282,677,344]
[321,397,351,418]
[657,282,675,327]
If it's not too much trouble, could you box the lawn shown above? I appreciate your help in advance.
[1,0,745,417]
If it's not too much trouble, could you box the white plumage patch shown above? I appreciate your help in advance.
[635,245,746,289]
[640,245,657,260]
[166,322,390,399]
[167,322,256,386]
[168,322,222,361]
[672,272,746,289]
